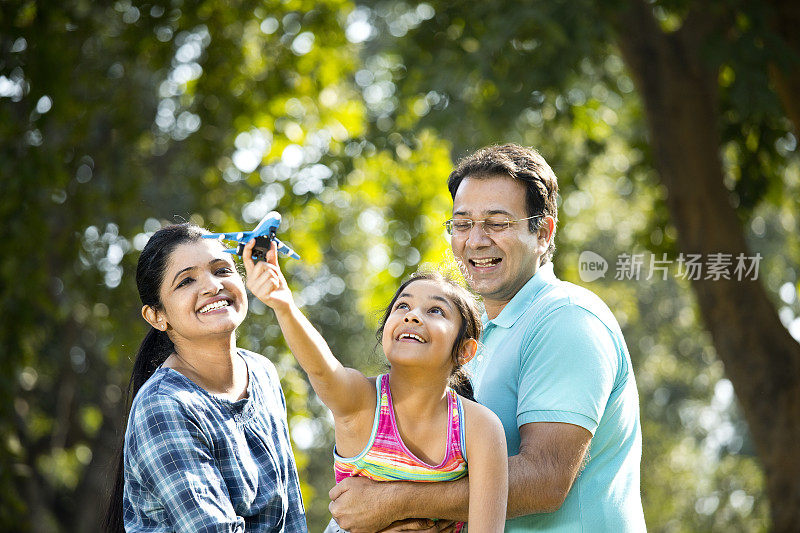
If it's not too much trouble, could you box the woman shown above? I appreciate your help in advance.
[104,223,305,532]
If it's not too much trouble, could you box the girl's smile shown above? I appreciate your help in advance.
[396,331,427,343]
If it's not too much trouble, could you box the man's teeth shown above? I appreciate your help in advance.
[399,333,426,343]
[199,300,230,313]
[471,258,500,266]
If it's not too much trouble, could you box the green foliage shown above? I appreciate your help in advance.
[3,0,799,531]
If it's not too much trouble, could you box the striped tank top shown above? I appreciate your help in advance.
[333,373,468,483]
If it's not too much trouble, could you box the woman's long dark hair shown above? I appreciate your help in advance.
[376,271,483,401]
[103,223,206,532]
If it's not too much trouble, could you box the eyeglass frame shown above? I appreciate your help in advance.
[443,215,544,236]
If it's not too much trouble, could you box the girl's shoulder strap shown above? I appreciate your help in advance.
[375,373,393,425]
[374,373,388,405]
[447,387,469,462]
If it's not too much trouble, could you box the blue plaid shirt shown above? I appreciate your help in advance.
[123,349,306,532]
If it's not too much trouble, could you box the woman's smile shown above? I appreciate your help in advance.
[197,297,233,315]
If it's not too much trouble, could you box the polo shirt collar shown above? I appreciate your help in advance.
[484,262,556,328]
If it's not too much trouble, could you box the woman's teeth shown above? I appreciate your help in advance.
[199,300,230,313]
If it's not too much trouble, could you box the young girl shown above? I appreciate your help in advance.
[244,239,508,532]
[104,224,306,532]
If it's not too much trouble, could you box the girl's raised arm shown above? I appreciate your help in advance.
[243,239,373,418]
[462,400,509,531]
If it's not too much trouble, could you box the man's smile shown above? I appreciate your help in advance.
[470,257,502,268]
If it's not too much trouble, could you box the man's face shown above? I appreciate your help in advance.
[451,175,547,315]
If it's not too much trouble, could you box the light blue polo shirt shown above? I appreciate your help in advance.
[467,263,645,532]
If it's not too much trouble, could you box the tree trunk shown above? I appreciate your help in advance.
[610,2,800,530]
[72,403,124,533]
[765,0,800,133]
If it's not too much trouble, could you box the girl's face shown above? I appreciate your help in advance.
[381,280,462,371]
[148,239,248,343]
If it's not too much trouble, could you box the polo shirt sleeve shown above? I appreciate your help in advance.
[128,394,244,533]
[517,304,618,435]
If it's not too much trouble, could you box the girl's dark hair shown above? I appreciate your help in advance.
[104,223,206,532]
[376,271,483,401]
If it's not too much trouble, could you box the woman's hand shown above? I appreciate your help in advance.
[242,239,294,314]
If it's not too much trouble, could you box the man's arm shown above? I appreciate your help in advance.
[329,476,467,533]
[329,420,592,530]
[508,421,591,516]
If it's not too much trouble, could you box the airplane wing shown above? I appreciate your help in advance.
[203,231,253,243]
[202,211,299,261]
[273,237,301,260]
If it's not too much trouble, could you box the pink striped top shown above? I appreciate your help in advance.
[333,373,468,484]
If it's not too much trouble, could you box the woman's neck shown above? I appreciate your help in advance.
[165,334,248,401]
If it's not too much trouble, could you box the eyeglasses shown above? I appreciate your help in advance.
[444,215,543,235]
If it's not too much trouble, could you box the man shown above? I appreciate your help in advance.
[330,144,646,532]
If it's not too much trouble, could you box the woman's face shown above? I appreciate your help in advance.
[153,239,248,343]
[381,280,462,372]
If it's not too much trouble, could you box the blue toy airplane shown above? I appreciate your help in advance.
[203,211,300,263]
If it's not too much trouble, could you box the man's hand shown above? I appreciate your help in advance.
[330,475,470,531]
[378,519,457,533]
[330,477,407,533]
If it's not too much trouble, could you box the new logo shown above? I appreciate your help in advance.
[579,251,608,282]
